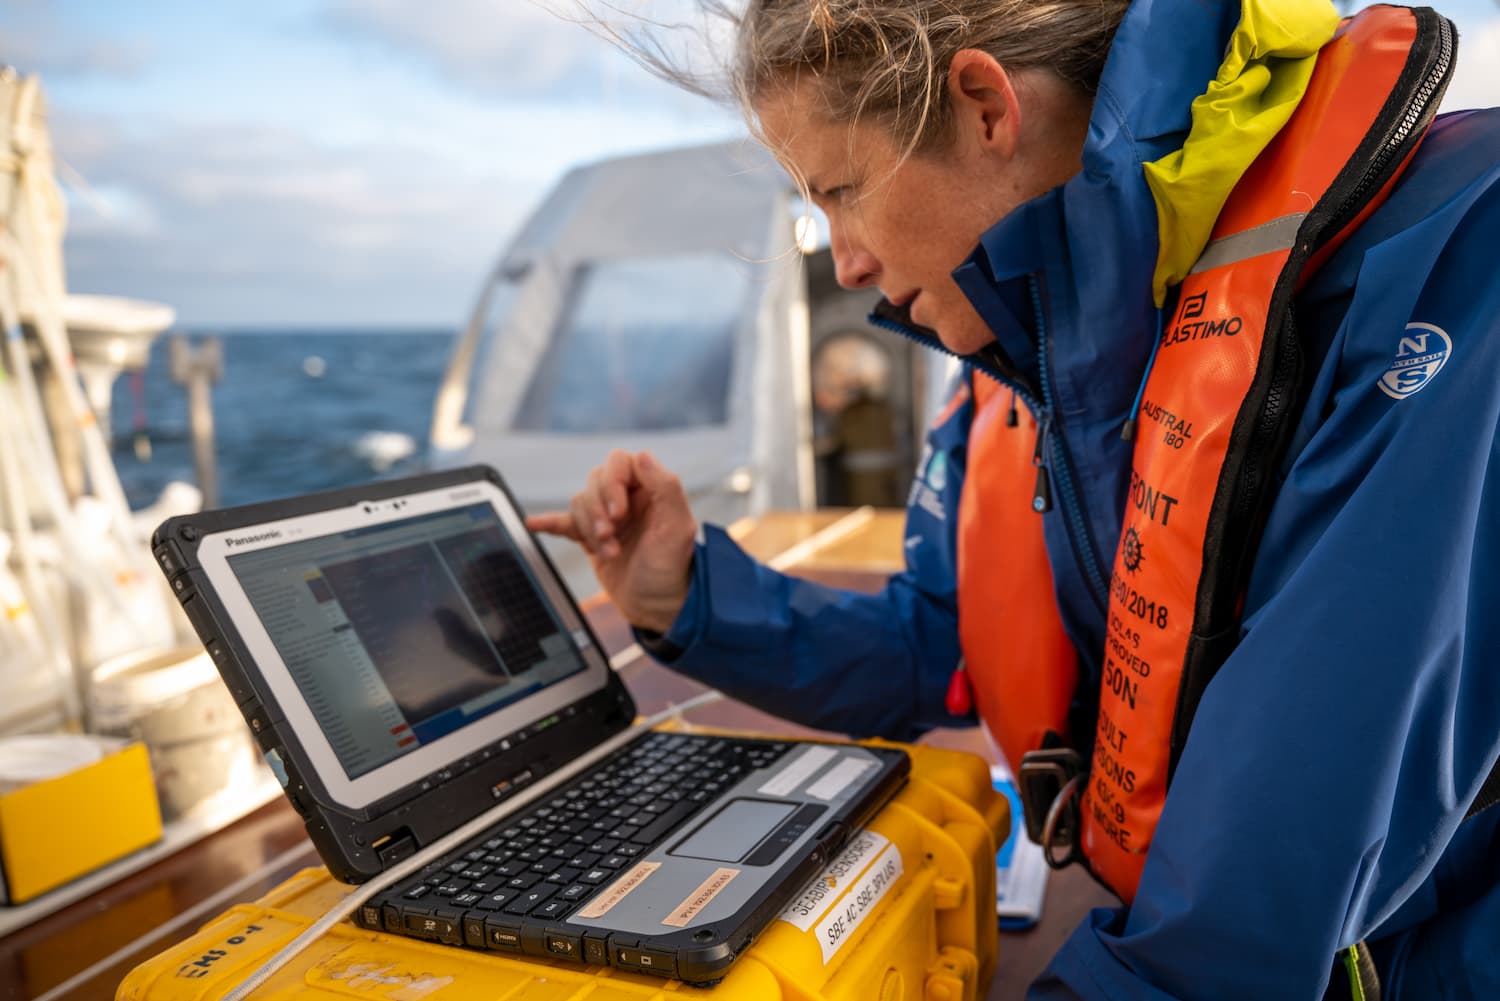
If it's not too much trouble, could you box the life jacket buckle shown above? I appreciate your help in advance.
[1018,748,1083,869]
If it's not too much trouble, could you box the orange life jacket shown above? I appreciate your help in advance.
[956,378,1078,776]
[954,6,1451,902]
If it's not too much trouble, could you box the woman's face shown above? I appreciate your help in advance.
[756,71,1085,356]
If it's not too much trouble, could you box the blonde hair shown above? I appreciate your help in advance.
[598,0,1127,159]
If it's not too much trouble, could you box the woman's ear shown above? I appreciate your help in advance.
[947,48,1022,160]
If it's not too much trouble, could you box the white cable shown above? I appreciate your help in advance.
[3,80,147,569]
[218,690,723,1001]
[0,228,142,561]
[0,285,142,627]
[0,371,78,721]
[0,76,167,670]
[30,841,317,1001]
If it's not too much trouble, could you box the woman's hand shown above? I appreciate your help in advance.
[524,450,696,634]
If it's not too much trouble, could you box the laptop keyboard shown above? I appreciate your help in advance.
[359,731,792,950]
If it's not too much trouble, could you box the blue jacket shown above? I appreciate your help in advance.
[646,1,1500,996]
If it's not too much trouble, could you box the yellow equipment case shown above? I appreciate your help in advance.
[117,740,1006,1001]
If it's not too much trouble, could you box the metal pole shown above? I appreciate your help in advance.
[168,335,222,509]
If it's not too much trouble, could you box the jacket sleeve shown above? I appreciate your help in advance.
[637,382,977,741]
[1031,120,1500,1000]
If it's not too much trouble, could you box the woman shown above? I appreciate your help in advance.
[529,0,1500,996]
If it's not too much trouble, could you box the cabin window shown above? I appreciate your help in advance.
[513,253,747,432]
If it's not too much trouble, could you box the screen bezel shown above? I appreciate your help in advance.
[194,477,611,810]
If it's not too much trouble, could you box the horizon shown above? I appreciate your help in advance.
[4,1,1498,330]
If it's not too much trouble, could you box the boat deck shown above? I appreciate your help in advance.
[0,509,1114,1001]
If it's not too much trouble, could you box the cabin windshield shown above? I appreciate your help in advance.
[513,253,747,433]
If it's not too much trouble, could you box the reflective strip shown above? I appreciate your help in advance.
[1188,212,1307,275]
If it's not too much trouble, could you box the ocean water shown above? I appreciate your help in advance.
[111,329,453,512]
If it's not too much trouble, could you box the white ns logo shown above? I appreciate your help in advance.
[1378,322,1451,400]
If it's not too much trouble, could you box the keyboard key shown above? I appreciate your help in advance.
[505,872,542,890]
[503,884,558,916]
[477,890,517,910]
[559,883,593,901]
[453,892,483,906]
[635,800,698,844]
[536,899,572,921]
[579,868,610,885]
[403,884,432,900]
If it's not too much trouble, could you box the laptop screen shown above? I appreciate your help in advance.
[192,477,611,809]
[226,503,589,780]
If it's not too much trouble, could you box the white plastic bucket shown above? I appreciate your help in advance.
[0,734,106,794]
[89,646,257,820]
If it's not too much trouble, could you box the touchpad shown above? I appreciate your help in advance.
[671,799,795,863]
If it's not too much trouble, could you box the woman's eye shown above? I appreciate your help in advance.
[819,185,855,208]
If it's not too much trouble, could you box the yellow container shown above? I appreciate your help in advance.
[117,740,1005,1001]
[0,740,163,905]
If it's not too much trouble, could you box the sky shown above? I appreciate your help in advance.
[3,0,1498,329]
[2,0,743,328]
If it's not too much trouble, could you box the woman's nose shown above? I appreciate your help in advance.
[830,225,880,290]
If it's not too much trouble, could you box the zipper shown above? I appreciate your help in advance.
[1030,413,1053,514]
[1323,13,1453,240]
[870,290,1111,615]
[868,309,1042,409]
[1027,277,1109,612]
[1170,12,1456,766]
[1226,12,1454,545]
[869,309,1051,507]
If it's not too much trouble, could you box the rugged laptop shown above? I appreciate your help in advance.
[151,465,908,983]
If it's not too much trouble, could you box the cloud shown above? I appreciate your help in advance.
[0,1,152,79]
[319,0,726,108]
[47,95,739,327]
[1441,15,1500,113]
[51,113,528,327]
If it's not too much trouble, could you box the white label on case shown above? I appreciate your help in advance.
[779,829,890,932]
[813,841,904,963]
